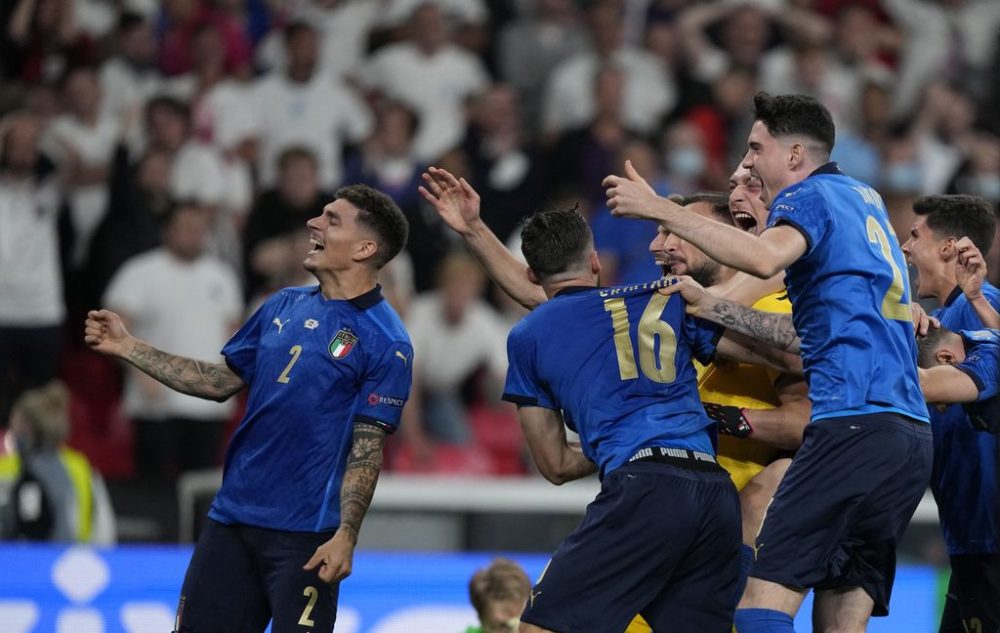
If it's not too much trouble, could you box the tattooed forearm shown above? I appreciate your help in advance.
[126,340,245,401]
[709,299,801,353]
[338,424,386,542]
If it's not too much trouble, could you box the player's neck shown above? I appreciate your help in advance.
[933,274,960,306]
[315,268,379,302]
[542,274,598,299]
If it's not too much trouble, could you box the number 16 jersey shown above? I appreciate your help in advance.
[502,280,722,478]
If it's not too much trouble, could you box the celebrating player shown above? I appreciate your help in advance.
[900,194,1000,632]
[85,185,412,633]
[606,92,932,631]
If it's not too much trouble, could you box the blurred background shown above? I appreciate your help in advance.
[0,0,997,630]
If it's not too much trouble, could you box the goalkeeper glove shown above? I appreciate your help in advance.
[703,402,753,438]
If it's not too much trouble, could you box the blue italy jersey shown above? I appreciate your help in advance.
[931,285,1000,554]
[765,163,927,423]
[210,286,412,532]
[502,280,722,478]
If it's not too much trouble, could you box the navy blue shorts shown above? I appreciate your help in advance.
[174,519,339,633]
[521,449,741,633]
[939,554,1000,633]
[750,413,933,616]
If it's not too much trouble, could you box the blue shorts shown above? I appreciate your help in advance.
[750,413,933,616]
[521,449,741,633]
[175,519,339,633]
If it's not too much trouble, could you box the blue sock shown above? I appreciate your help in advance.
[733,543,754,605]
[734,608,795,633]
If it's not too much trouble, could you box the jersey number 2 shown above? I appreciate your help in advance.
[866,216,911,321]
[604,294,677,383]
[277,345,303,383]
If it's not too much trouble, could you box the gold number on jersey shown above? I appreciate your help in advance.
[298,586,318,627]
[277,345,303,384]
[603,294,677,383]
[866,216,911,321]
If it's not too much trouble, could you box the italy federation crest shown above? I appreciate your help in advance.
[329,329,358,359]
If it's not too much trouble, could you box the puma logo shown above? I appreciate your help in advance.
[395,350,408,365]
[273,318,290,333]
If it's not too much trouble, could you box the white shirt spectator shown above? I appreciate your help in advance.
[253,73,373,189]
[406,292,509,393]
[256,0,382,81]
[0,177,64,326]
[362,41,489,162]
[541,48,675,136]
[44,112,119,266]
[104,249,242,421]
[99,58,163,122]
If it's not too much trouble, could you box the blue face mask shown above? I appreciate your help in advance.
[668,147,706,179]
[882,163,922,193]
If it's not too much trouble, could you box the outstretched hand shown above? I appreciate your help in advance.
[602,160,667,221]
[418,166,482,235]
[84,309,133,358]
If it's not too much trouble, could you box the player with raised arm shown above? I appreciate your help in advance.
[85,185,412,633]
[900,193,1000,633]
[605,92,933,631]
[500,205,741,633]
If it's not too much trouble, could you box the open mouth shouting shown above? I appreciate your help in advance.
[731,210,759,234]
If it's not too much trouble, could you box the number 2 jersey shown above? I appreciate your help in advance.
[765,163,927,423]
[502,281,722,478]
[211,285,413,532]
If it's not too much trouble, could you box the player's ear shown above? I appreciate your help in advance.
[788,142,804,170]
[590,250,601,276]
[939,237,957,260]
[935,347,957,366]
[354,239,378,263]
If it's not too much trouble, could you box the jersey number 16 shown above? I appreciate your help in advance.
[604,294,678,383]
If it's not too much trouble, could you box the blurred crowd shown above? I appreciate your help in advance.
[0,0,998,541]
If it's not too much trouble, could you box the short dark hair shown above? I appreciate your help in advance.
[277,146,317,172]
[913,195,998,255]
[520,207,593,280]
[335,184,408,269]
[752,92,835,156]
[670,192,734,225]
[916,326,957,368]
[145,95,190,125]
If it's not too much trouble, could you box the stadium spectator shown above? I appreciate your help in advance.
[0,0,78,83]
[98,13,161,143]
[404,252,508,446]
[0,111,64,429]
[253,21,372,191]
[466,558,531,633]
[497,0,587,135]
[156,0,251,78]
[541,0,674,139]
[362,2,489,163]
[0,381,116,543]
[244,146,328,300]
[103,202,241,539]
[43,65,118,268]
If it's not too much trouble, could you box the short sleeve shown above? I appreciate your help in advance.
[352,342,414,434]
[957,343,1000,402]
[765,188,831,257]
[682,312,724,366]
[221,300,271,384]
[502,325,557,409]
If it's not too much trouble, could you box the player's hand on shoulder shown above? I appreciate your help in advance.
[418,166,482,235]
[910,303,939,337]
[658,275,708,315]
[84,309,133,358]
[304,531,355,584]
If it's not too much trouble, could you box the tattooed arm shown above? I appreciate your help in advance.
[659,277,801,353]
[84,309,245,401]
[304,423,387,583]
